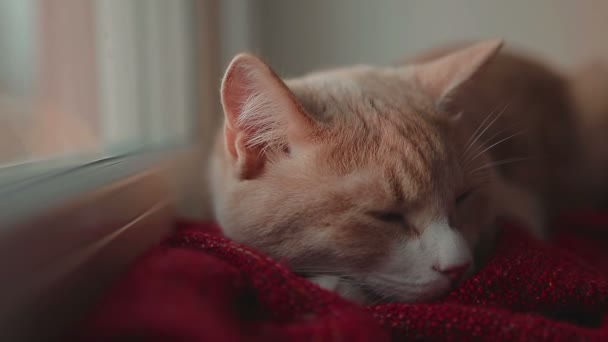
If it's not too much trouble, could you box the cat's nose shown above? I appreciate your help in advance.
[432,262,470,282]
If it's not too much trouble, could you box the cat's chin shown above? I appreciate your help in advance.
[308,275,454,305]
[308,275,369,303]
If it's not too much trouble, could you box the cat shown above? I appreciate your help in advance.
[208,39,607,304]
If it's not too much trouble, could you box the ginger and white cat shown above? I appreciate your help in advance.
[208,40,607,304]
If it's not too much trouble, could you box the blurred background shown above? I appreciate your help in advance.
[2,0,608,171]
[0,0,200,166]
[222,0,608,76]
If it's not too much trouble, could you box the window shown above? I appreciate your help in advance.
[0,1,218,340]
[0,0,201,170]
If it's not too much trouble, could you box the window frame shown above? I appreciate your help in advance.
[0,1,221,340]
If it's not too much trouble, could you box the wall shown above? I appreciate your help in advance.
[220,0,608,77]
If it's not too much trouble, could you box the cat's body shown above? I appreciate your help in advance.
[209,40,607,304]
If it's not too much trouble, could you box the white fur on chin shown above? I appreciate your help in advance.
[309,275,368,303]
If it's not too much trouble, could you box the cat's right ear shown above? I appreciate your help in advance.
[221,53,316,180]
[413,39,503,109]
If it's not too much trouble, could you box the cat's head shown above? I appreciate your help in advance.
[210,40,503,303]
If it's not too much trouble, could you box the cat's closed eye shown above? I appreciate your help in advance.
[455,189,474,205]
[368,210,404,224]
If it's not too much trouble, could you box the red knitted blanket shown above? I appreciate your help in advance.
[80,212,608,341]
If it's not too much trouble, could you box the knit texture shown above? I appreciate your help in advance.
[80,212,608,341]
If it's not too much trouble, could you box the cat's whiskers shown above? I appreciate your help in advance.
[462,102,510,158]
[469,156,536,174]
[464,130,527,167]
[461,102,508,155]
[462,117,527,168]
[461,104,501,155]
[479,119,528,148]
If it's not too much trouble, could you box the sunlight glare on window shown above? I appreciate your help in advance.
[0,0,199,169]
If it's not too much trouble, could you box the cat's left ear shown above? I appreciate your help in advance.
[221,53,318,179]
[414,39,503,108]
